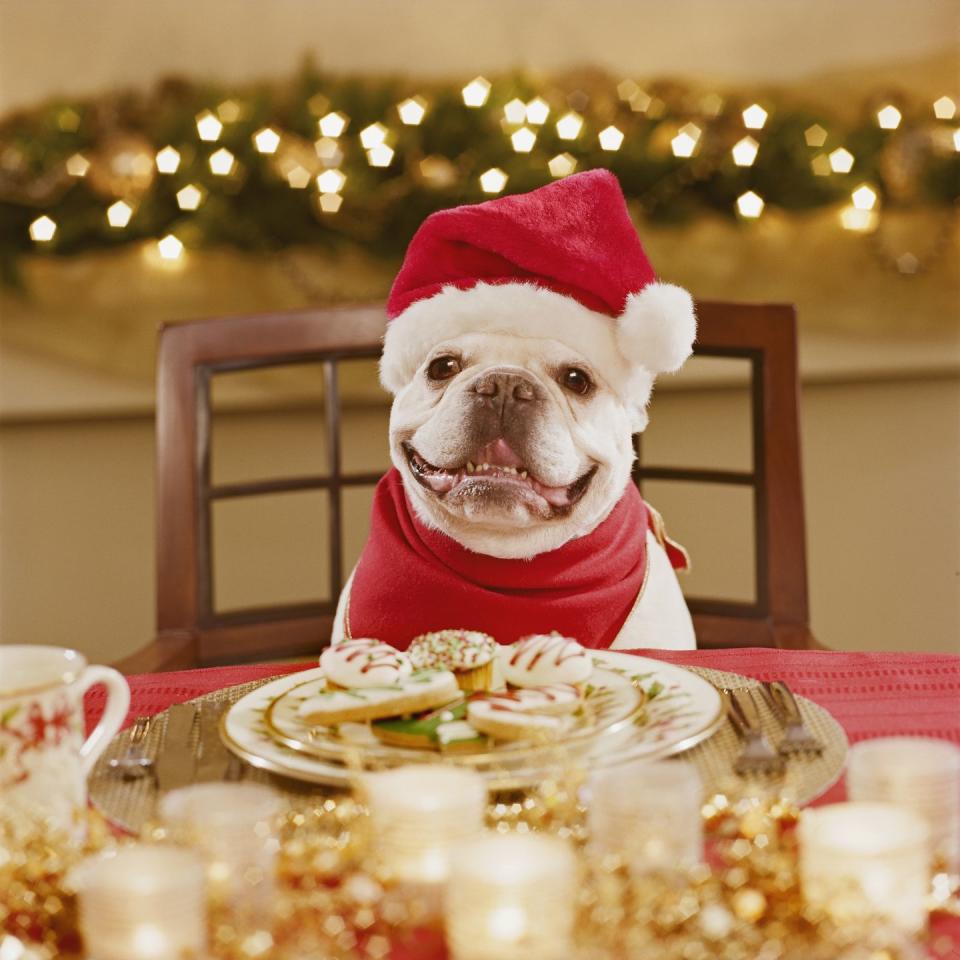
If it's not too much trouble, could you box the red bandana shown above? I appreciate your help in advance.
[347,469,674,650]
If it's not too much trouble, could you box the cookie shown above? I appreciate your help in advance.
[297,669,459,726]
[466,684,581,742]
[320,638,412,689]
[372,699,489,753]
[408,630,497,691]
[502,633,593,688]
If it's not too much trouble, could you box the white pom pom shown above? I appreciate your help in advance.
[617,282,697,374]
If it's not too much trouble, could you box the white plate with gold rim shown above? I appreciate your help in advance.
[220,650,725,790]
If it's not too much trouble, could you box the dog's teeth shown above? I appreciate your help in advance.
[481,463,489,470]
[520,470,528,479]
[466,462,475,473]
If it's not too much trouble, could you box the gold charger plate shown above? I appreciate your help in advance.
[89,664,846,836]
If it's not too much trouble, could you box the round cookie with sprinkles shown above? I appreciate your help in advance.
[502,632,593,689]
[408,629,497,691]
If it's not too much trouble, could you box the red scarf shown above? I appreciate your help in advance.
[347,469,677,650]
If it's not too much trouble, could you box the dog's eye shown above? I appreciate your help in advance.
[559,367,593,396]
[426,355,462,381]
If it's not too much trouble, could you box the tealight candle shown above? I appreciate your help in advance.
[159,782,281,920]
[799,802,932,933]
[446,832,577,960]
[847,736,960,873]
[588,759,703,874]
[76,845,206,960]
[362,764,486,885]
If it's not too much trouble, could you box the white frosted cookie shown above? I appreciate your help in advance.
[320,638,412,688]
[467,685,580,742]
[501,633,593,687]
[298,669,459,726]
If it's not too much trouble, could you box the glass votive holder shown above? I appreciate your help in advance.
[159,782,281,921]
[798,802,932,934]
[847,736,960,874]
[587,759,703,874]
[76,845,206,960]
[446,832,577,960]
[362,764,487,886]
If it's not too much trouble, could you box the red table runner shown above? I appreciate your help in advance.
[84,647,960,958]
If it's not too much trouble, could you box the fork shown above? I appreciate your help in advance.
[723,688,785,777]
[760,681,825,756]
[107,715,153,779]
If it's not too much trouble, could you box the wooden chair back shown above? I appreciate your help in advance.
[117,300,810,672]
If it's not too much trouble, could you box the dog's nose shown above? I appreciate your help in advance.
[471,371,539,403]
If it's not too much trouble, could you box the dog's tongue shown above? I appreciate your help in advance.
[474,438,525,469]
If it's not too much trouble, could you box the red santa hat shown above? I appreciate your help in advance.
[380,169,696,397]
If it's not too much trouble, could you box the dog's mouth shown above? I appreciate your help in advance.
[402,438,597,512]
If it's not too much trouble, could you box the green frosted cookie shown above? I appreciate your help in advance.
[372,699,489,753]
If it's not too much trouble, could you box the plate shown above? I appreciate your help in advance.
[220,650,725,790]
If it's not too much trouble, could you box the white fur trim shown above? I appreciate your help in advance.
[381,282,635,396]
[617,282,697,375]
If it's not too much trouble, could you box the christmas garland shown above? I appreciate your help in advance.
[0,65,957,286]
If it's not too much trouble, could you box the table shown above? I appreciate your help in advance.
[84,647,960,958]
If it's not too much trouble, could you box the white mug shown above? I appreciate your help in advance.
[0,645,130,833]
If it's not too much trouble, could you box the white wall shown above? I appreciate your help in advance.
[1,0,956,112]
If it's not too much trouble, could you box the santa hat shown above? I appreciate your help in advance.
[380,169,696,399]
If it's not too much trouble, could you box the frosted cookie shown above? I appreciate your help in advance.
[372,700,489,753]
[298,669,459,726]
[502,633,592,688]
[408,630,497,691]
[320,638,412,689]
[466,684,580,742]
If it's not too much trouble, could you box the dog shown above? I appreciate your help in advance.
[333,170,696,650]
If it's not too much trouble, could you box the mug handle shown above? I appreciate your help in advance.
[76,665,132,777]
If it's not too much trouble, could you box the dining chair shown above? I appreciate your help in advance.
[114,300,813,672]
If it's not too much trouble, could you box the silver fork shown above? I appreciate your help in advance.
[723,688,785,777]
[760,681,825,756]
[107,715,154,779]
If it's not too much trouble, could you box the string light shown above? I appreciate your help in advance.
[316,169,346,193]
[217,99,243,123]
[617,79,654,112]
[176,184,204,211]
[314,138,343,165]
[954,128,960,151]
[479,168,508,194]
[933,96,956,120]
[157,234,184,260]
[155,146,181,174]
[29,215,57,243]
[318,112,348,138]
[548,153,577,178]
[736,191,764,218]
[306,92,330,117]
[731,136,758,166]
[840,206,877,232]
[525,97,550,125]
[317,193,343,214]
[461,77,491,108]
[700,93,724,117]
[419,155,457,188]
[253,128,281,154]
[671,122,701,158]
[828,147,855,173]
[503,99,526,124]
[209,148,237,176]
[555,111,584,140]
[65,153,90,177]
[851,185,877,210]
[397,96,427,125]
[598,125,624,151]
[876,105,901,130]
[810,153,832,176]
[511,127,537,152]
[195,110,223,142]
[106,200,134,228]
[367,143,394,167]
[285,165,311,189]
[804,124,828,148]
[359,123,388,149]
[742,104,768,130]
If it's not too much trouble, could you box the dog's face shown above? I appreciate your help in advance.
[389,329,650,559]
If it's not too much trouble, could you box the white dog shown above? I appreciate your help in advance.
[334,170,696,651]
